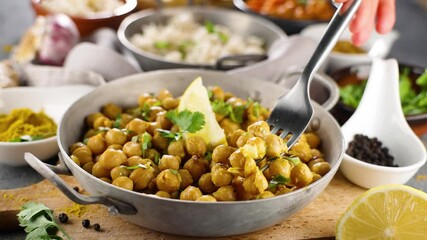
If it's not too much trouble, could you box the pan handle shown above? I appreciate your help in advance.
[24,152,137,215]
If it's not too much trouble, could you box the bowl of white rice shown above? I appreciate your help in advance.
[117,7,286,71]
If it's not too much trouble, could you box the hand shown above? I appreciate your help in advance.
[334,0,396,46]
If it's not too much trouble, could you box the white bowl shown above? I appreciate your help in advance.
[300,23,399,72]
[0,85,94,166]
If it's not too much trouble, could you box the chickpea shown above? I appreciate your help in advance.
[82,161,94,173]
[157,89,173,101]
[183,156,208,181]
[112,176,133,191]
[275,185,292,196]
[98,148,127,169]
[269,158,291,180]
[126,118,149,135]
[156,111,172,130]
[290,163,313,188]
[107,144,123,150]
[310,162,331,176]
[92,162,110,178]
[213,186,236,201]
[258,191,275,199]
[118,113,134,129]
[69,142,86,154]
[122,142,142,157]
[148,106,165,122]
[159,155,181,171]
[83,129,97,140]
[220,118,241,136]
[180,186,203,201]
[86,112,104,128]
[138,93,152,106]
[247,121,270,139]
[211,164,233,187]
[241,137,266,160]
[170,124,180,133]
[110,166,131,180]
[243,170,268,195]
[226,97,245,107]
[227,129,245,148]
[105,129,127,146]
[307,158,325,169]
[167,140,186,159]
[130,166,157,190]
[312,173,322,182]
[229,149,245,169]
[244,157,258,177]
[155,191,171,198]
[152,131,169,151]
[195,195,217,202]
[145,149,160,164]
[185,136,206,157]
[72,146,93,166]
[210,86,225,101]
[198,173,218,194]
[212,145,235,164]
[311,149,323,159]
[232,176,252,200]
[265,134,287,157]
[289,140,313,163]
[236,132,254,148]
[100,177,112,184]
[156,169,182,193]
[102,103,122,120]
[86,134,107,155]
[304,132,321,149]
[146,122,160,137]
[93,116,113,129]
[161,97,179,110]
[126,156,148,166]
[178,169,193,190]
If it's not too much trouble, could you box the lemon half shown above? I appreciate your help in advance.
[178,77,227,150]
[336,184,427,240]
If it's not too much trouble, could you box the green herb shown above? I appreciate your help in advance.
[297,0,308,5]
[17,202,72,240]
[204,20,215,33]
[283,155,301,165]
[112,113,122,129]
[141,132,152,158]
[131,135,139,143]
[83,138,89,145]
[339,80,367,109]
[217,32,229,43]
[154,153,160,165]
[169,169,178,175]
[154,41,171,50]
[205,152,213,161]
[157,129,183,142]
[122,164,148,170]
[166,110,205,133]
[94,127,111,134]
[416,69,427,87]
[178,40,194,59]
[259,164,270,172]
[211,100,244,123]
[230,105,245,123]
[9,133,54,142]
[268,175,289,190]
[207,89,213,100]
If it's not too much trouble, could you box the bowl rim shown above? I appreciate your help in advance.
[58,69,345,204]
[31,0,138,20]
[0,136,57,146]
[117,6,287,69]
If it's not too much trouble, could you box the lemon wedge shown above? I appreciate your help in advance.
[178,77,227,150]
[336,184,427,240]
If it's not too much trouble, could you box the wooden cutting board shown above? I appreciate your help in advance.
[0,172,365,240]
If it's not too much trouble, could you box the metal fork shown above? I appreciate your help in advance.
[267,0,362,148]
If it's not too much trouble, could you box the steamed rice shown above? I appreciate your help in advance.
[129,12,266,65]
[40,0,125,17]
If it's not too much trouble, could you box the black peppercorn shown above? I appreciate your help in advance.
[82,219,90,228]
[58,213,68,223]
[73,186,80,192]
[94,223,101,231]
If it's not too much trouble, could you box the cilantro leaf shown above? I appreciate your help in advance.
[157,129,183,142]
[141,132,152,158]
[166,110,205,133]
[268,175,289,190]
[122,164,148,170]
[230,105,245,123]
[113,113,122,129]
[211,100,231,116]
[204,20,215,33]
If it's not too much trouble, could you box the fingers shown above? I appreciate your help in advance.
[376,0,396,34]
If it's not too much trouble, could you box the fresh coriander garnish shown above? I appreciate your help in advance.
[154,153,160,165]
[217,32,229,43]
[157,129,182,142]
[204,20,215,33]
[17,202,72,240]
[166,109,205,133]
[141,132,152,158]
[211,100,244,123]
[268,175,289,190]
[122,164,148,170]
[154,41,171,50]
[284,155,301,165]
[113,113,122,129]
[9,133,55,142]
[169,169,178,175]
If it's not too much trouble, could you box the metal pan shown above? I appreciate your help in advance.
[25,69,344,237]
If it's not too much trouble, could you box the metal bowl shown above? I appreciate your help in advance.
[117,7,286,71]
[25,69,344,237]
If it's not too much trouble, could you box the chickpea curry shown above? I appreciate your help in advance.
[69,82,331,201]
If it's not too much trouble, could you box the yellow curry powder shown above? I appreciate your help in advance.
[0,107,57,142]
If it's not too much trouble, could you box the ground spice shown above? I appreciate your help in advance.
[61,203,87,218]
[0,107,57,142]
[416,175,427,181]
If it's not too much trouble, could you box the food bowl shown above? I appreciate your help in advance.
[329,63,427,136]
[25,69,344,237]
[31,0,138,36]
[0,85,94,166]
[233,0,335,35]
[300,23,399,72]
[117,7,286,71]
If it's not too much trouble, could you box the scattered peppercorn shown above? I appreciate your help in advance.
[94,223,101,231]
[82,219,90,228]
[73,186,80,192]
[346,134,397,167]
[58,213,69,223]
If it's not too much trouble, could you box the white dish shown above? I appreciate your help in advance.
[300,23,399,72]
[0,85,94,166]
[340,59,426,189]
